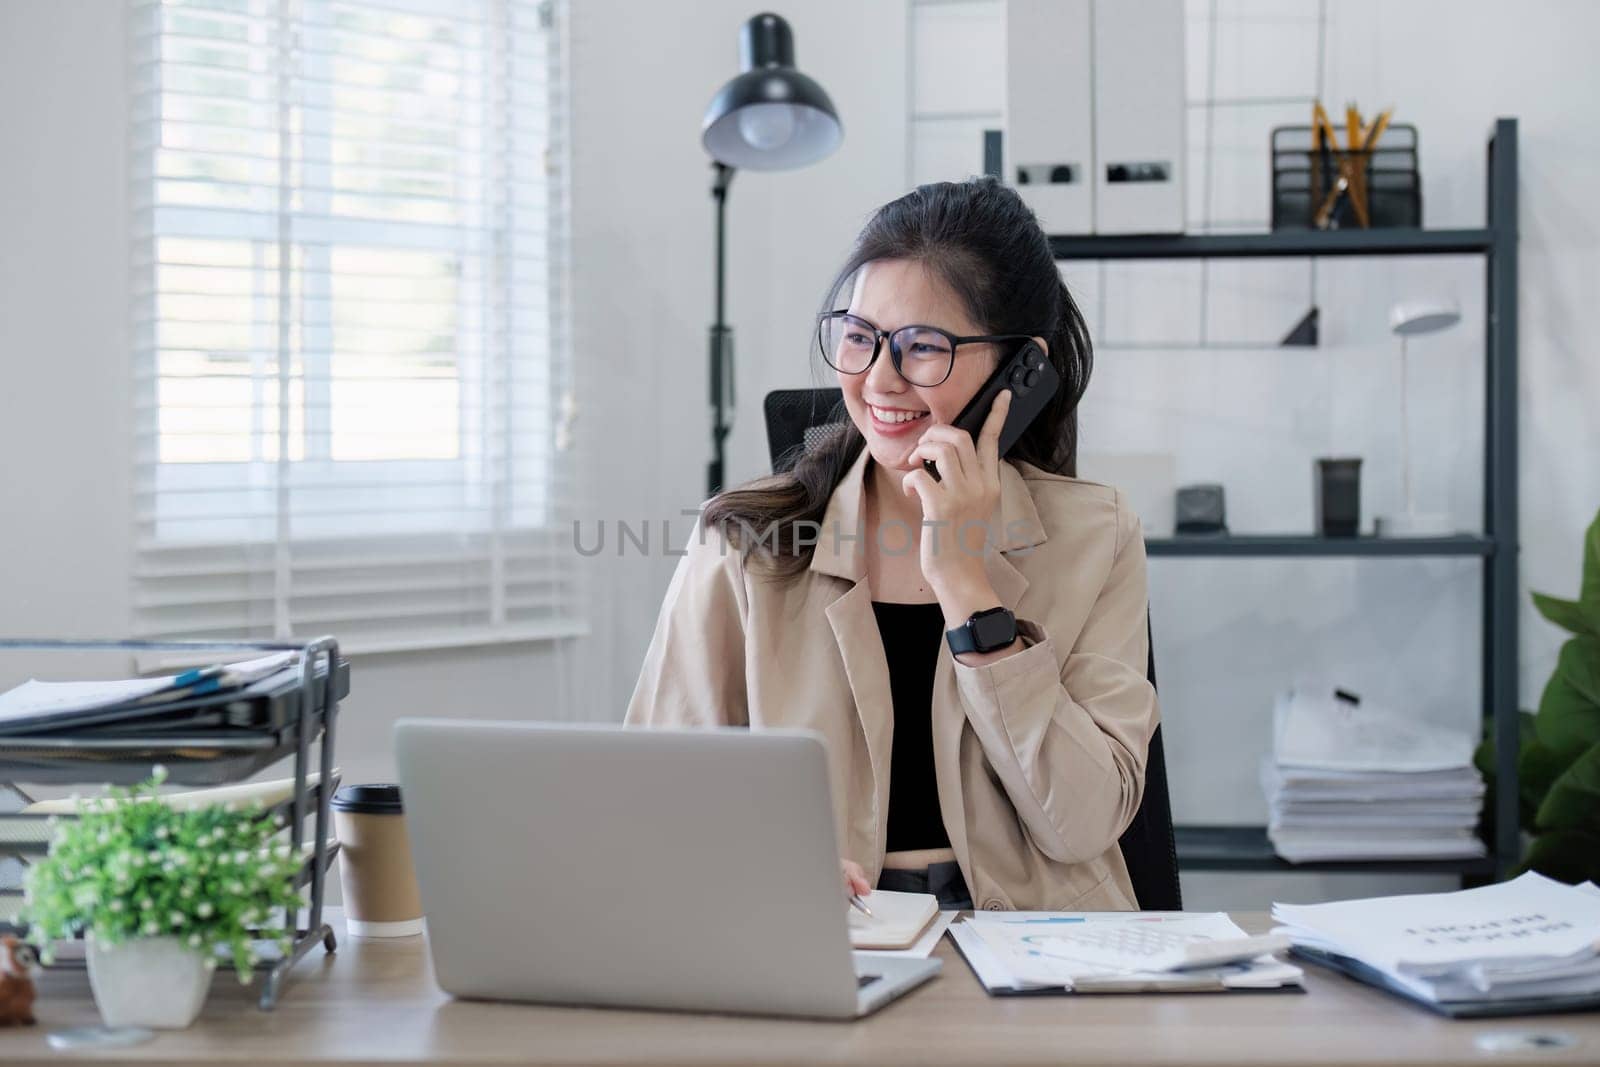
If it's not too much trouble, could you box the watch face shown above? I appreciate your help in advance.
[970,608,1016,651]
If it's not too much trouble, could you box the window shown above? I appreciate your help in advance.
[131,0,580,654]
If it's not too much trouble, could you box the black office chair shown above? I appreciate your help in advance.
[763,388,1182,911]
[764,388,847,471]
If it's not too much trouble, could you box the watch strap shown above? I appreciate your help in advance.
[945,622,980,656]
[946,606,1017,656]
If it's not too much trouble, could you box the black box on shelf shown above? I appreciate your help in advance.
[1271,124,1421,230]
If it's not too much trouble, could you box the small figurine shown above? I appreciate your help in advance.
[0,936,38,1026]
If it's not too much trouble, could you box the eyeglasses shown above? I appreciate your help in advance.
[816,310,1035,388]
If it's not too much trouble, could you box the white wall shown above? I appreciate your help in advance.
[566,0,911,716]
[0,2,131,662]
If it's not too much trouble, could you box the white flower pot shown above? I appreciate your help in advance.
[86,935,215,1030]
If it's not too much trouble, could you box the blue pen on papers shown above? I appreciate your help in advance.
[140,653,298,706]
[177,652,297,690]
[173,664,226,687]
[134,674,226,706]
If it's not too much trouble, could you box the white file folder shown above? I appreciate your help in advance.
[1091,0,1186,234]
[1006,0,1094,234]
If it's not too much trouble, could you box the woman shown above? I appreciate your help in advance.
[626,178,1159,912]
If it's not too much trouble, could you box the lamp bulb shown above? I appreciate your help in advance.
[737,105,797,151]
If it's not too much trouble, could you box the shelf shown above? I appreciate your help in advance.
[1176,825,1497,876]
[1145,534,1494,558]
[0,775,339,858]
[1050,227,1493,260]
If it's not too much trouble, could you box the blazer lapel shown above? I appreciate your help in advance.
[824,582,893,867]
[932,460,1044,890]
[812,448,893,868]
[809,449,1048,877]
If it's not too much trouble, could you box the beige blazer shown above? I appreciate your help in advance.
[624,447,1160,911]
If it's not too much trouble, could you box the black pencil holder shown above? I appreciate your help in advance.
[1315,458,1363,537]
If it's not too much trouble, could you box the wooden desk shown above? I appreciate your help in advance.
[4,913,1597,1066]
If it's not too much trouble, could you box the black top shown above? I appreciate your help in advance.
[872,601,950,852]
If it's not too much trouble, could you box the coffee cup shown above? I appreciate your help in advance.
[331,784,424,937]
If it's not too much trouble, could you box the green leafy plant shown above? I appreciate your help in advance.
[20,767,305,980]
[1476,508,1600,883]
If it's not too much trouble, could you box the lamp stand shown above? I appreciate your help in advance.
[707,161,736,498]
[1401,334,1413,515]
[1375,333,1452,537]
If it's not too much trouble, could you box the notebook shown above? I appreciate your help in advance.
[848,890,939,950]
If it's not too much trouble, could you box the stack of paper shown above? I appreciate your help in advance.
[0,652,299,735]
[950,912,1303,995]
[1263,683,1485,863]
[1274,872,1600,1016]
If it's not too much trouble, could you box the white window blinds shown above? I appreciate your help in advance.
[131,0,581,655]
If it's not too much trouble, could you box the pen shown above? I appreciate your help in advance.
[850,894,873,918]
[173,664,226,687]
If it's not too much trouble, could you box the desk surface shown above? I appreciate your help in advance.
[4,912,1598,1067]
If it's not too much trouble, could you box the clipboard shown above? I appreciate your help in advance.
[947,920,1307,998]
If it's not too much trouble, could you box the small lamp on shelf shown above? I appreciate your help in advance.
[1375,298,1460,537]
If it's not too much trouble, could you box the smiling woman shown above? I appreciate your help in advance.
[627,179,1158,914]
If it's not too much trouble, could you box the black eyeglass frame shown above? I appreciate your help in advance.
[816,309,1039,388]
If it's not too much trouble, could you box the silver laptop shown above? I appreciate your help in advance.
[394,720,941,1018]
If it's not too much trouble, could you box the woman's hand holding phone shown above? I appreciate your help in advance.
[904,390,1011,599]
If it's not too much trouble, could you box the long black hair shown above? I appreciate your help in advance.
[703,178,1093,580]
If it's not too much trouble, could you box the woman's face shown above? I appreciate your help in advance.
[834,259,1000,474]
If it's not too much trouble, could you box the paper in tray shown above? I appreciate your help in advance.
[0,659,349,738]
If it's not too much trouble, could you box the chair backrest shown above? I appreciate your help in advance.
[761,387,1182,911]
[763,388,844,471]
[1121,625,1181,910]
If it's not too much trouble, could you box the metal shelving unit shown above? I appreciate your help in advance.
[0,637,345,1010]
[1050,227,1493,260]
[1146,534,1494,558]
[1175,826,1499,876]
[1052,118,1520,881]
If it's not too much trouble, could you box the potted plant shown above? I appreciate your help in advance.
[20,767,304,1029]
[1476,507,1600,883]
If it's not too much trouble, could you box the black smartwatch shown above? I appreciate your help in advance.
[946,606,1018,656]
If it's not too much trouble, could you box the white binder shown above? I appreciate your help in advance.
[1005,0,1094,234]
[1091,0,1187,233]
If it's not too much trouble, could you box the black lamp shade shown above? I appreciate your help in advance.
[701,13,842,171]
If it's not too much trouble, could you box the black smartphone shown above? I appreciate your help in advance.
[924,340,1060,481]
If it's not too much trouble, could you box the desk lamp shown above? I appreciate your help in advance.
[701,12,842,495]
[1376,298,1461,536]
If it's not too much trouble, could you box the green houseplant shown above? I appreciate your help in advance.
[1476,507,1600,884]
[20,767,304,1029]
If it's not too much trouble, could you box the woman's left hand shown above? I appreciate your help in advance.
[903,390,1010,596]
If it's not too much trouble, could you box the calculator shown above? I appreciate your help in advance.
[1033,924,1291,974]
